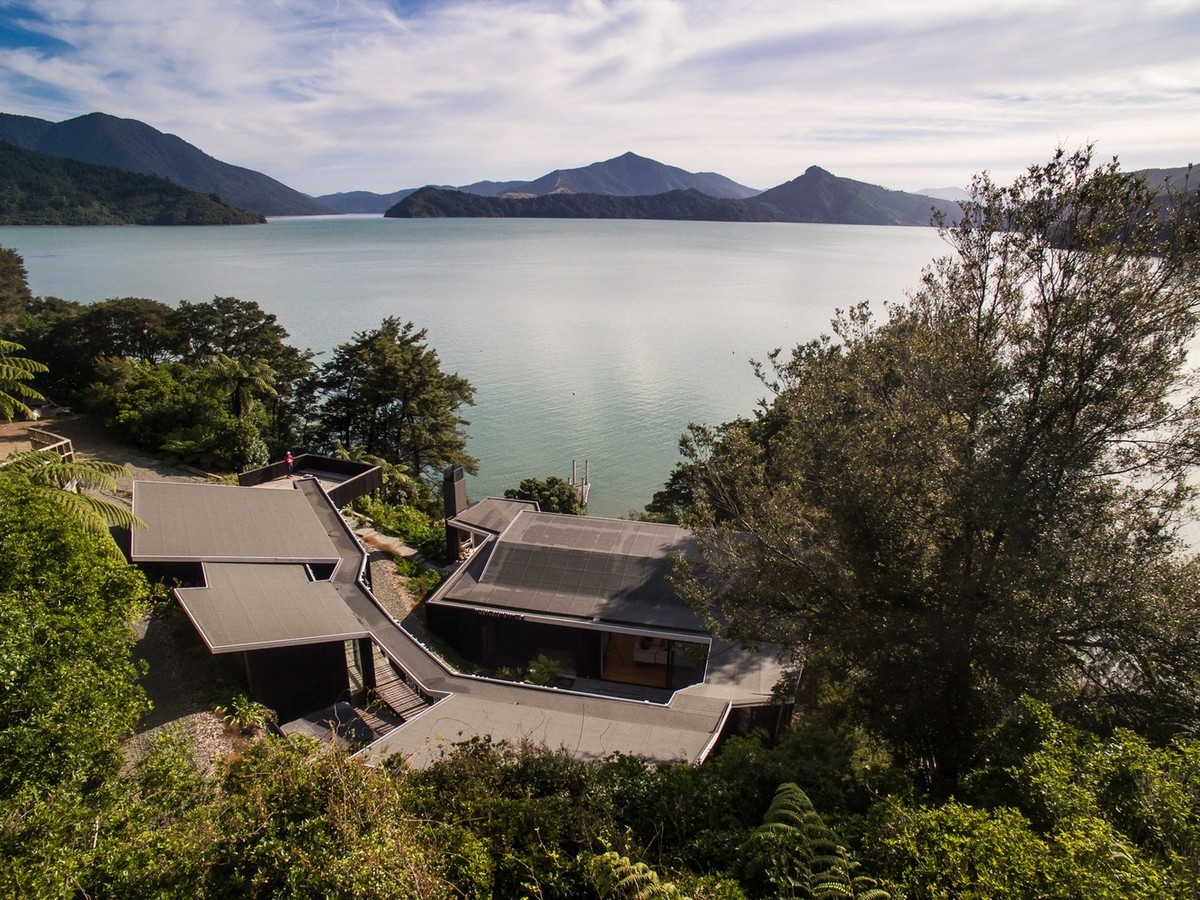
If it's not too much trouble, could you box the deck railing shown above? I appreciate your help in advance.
[27,428,74,462]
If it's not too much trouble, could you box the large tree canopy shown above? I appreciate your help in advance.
[0,246,31,331]
[316,317,477,480]
[505,475,585,515]
[674,149,1200,789]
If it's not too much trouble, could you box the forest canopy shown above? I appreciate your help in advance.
[666,147,1200,790]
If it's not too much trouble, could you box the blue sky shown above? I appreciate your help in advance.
[0,0,1196,196]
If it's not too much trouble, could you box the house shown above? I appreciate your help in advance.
[128,459,788,768]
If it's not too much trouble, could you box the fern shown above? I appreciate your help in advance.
[0,449,143,533]
[740,783,890,900]
[589,851,692,900]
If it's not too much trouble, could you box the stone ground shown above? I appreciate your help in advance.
[2,413,422,773]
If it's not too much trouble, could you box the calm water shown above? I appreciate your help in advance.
[1,217,946,515]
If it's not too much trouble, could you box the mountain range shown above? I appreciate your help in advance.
[1,109,1190,228]
[315,151,758,213]
[0,112,327,216]
[387,166,961,226]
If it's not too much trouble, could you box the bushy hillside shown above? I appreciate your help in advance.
[0,112,326,216]
[387,186,773,220]
[0,140,264,225]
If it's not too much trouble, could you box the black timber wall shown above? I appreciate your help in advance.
[240,642,348,721]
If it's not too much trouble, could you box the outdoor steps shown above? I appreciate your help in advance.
[372,645,431,720]
[355,702,402,738]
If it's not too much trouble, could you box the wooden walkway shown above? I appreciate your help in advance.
[372,644,432,720]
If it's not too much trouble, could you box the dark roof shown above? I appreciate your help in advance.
[131,480,341,566]
[175,562,368,653]
[434,510,705,631]
[451,497,539,535]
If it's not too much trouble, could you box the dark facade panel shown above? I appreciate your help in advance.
[240,641,349,721]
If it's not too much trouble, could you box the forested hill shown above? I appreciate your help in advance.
[386,187,775,221]
[0,140,265,225]
[753,166,960,225]
[0,111,327,217]
[318,151,758,213]
[386,169,959,225]
[458,151,760,199]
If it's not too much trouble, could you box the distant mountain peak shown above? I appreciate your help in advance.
[754,167,960,226]
[458,152,760,201]
[0,110,327,216]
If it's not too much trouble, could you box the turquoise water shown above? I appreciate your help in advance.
[1,217,946,515]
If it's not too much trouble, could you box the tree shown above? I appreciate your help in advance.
[168,296,314,452]
[316,317,476,480]
[168,296,308,378]
[674,149,1200,789]
[505,475,585,514]
[86,357,268,472]
[0,246,32,330]
[0,338,46,421]
[203,353,277,420]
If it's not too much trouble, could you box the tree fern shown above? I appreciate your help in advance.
[0,449,143,533]
[740,783,890,899]
[0,338,46,421]
[589,851,692,900]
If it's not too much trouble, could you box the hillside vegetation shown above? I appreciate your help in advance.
[387,167,961,224]
[0,140,264,225]
[0,112,326,216]
[389,186,774,220]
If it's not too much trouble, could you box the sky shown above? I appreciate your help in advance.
[0,0,1196,197]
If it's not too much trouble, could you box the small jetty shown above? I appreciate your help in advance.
[571,459,589,507]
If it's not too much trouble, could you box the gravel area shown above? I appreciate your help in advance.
[124,607,242,774]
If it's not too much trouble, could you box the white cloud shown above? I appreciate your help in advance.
[0,0,1195,194]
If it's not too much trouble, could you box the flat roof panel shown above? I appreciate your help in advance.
[364,689,726,768]
[451,498,538,535]
[176,563,367,653]
[131,481,340,565]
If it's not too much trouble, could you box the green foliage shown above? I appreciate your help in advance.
[102,737,454,897]
[870,800,1167,899]
[13,295,313,457]
[215,694,278,734]
[740,783,889,899]
[333,443,426,507]
[0,138,264,225]
[355,496,448,561]
[407,738,613,898]
[0,448,143,534]
[316,316,477,480]
[590,850,692,898]
[526,653,564,686]
[85,356,271,472]
[0,245,31,330]
[0,480,151,800]
[395,556,446,598]
[0,337,45,421]
[673,148,1200,788]
[506,475,586,514]
[867,701,1200,898]
[14,296,175,400]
